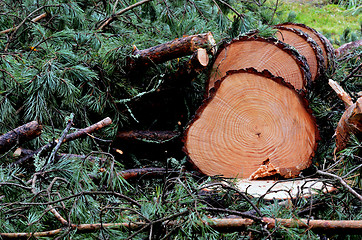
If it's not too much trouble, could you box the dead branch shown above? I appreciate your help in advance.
[316,170,362,202]
[14,117,112,165]
[343,62,362,83]
[117,130,179,142]
[1,217,362,238]
[328,79,353,108]
[119,167,178,180]
[97,0,154,30]
[0,121,42,154]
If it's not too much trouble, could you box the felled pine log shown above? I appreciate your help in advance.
[275,22,335,70]
[127,32,215,71]
[184,68,319,179]
[0,121,42,154]
[208,36,311,94]
[274,26,325,82]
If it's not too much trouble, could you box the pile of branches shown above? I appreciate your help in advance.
[0,0,361,239]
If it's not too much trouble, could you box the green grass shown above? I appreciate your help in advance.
[278,1,361,46]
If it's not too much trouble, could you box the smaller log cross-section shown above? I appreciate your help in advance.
[275,23,335,70]
[274,26,324,82]
[184,68,319,179]
[208,36,311,94]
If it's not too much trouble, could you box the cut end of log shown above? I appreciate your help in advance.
[197,48,209,67]
[274,26,325,82]
[184,68,318,179]
[208,36,310,94]
[275,22,335,70]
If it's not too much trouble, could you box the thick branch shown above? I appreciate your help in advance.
[127,32,215,70]
[0,121,42,154]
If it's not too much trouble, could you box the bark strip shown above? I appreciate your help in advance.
[117,130,179,142]
[0,121,42,154]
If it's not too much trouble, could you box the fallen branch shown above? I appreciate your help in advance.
[97,0,154,30]
[335,40,362,58]
[117,130,180,143]
[119,167,178,180]
[0,121,42,154]
[1,217,362,238]
[342,62,362,83]
[14,117,112,165]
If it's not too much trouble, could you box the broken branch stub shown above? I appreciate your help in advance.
[184,68,318,179]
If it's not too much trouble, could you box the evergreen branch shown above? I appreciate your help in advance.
[97,0,154,31]
[316,170,362,202]
[342,62,362,83]
[2,190,141,208]
[216,0,245,19]
[0,12,47,35]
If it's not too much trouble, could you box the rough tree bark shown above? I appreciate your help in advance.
[275,22,335,70]
[208,36,311,94]
[0,121,42,154]
[127,32,215,71]
[274,26,325,82]
[184,68,318,179]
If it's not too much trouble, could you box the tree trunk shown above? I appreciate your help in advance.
[274,26,325,82]
[184,68,318,179]
[0,121,42,154]
[208,36,311,95]
[127,32,215,71]
[275,22,335,70]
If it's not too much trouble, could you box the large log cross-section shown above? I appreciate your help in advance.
[184,68,319,179]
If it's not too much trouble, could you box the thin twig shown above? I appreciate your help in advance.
[316,170,362,202]
[97,0,154,30]
[342,62,362,83]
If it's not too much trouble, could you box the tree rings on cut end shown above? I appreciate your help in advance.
[274,26,324,82]
[208,36,311,94]
[184,68,318,179]
[275,23,335,70]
